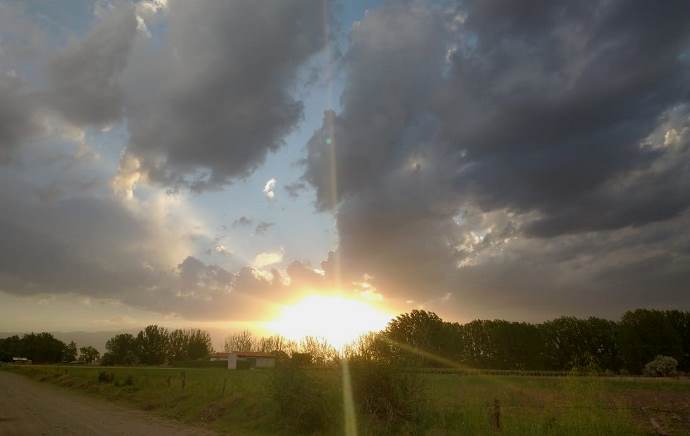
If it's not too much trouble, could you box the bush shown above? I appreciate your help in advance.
[97,371,115,383]
[115,374,135,387]
[270,362,334,434]
[349,359,427,434]
[643,355,678,377]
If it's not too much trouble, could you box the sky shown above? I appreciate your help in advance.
[1,0,689,338]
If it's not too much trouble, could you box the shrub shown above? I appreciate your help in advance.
[569,353,602,375]
[349,359,427,434]
[643,355,678,377]
[270,362,334,434]
[97,371,115,383]
[118,374,134,386]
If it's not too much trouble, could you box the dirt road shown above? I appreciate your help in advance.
[0,370,215,436]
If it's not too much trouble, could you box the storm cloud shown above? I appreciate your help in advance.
[120,0,328,191]
[0,75,37,163]
[1,0,689,323]
[0,0,332,320]
[304,0,690,318]
[46,2,137,127]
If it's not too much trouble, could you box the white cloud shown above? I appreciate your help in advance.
[112,153,143,199]
[263,177,277,199]
[252,249,284,269]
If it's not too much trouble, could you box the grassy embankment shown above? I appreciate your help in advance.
[2,364,689,435]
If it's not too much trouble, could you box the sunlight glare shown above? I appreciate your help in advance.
[266,294,392,349]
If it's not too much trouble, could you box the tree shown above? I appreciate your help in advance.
[224,330,255,352]
[166,329,213,362]
[187,329,213,360]
[343,332,387,362]
[258,335,295,354]
[20,333,67,363]
[469,320,544,370]
[0,335,22,362]
[79,346,100,364]
[102,333,139,365]
[167,329,189,362]
[63,341,78,362]
[383,310,453,366]
[298,336,338,367]
[137,325,169,365]
[541,317,620,371]
[665,310,690,372]
[619,309,683,373]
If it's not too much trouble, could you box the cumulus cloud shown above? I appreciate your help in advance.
[303,0,690,318]
[0,2,45,162]
[0,1,334,321]
[2,0,690,323]
[0,162,309,321]
[119,0,327,191]
[46,2,137,127]
[0,74,37,163]
[252,249,284,269]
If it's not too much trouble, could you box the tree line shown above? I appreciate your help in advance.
[0,326,213,366]
[101,326,213,365]
[224,331,339,366]
[0,333,100,364]
[2,309,688,374]
[352,309,690,374]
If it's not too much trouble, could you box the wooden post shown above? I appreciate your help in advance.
[181,370,186,390]
[490,399,501,432]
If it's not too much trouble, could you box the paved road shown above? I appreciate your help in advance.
[0,370,216,436]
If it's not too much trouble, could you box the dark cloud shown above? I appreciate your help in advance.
[0,172,173,300]
[284,181,307,199]
[255,221,275,235]
[47,3,137,127]
[0,0,336,321]
[232,216,252,228]
[443,0,690,235]
[0,170,316,320]
[0,75,37,163]
[2,0,690,323]
[120,0,328,191]
[303,1,690,317]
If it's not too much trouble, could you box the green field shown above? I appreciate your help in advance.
[2,364,689,435]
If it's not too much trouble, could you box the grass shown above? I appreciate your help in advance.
[2,364,689,435]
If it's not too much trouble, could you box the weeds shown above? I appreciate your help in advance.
[349,359,428,435]
[97,370,115,383]
[270,362,335,434]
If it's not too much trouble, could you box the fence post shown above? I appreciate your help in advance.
[490,398,501,432]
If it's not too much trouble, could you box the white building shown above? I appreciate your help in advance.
[226,351,276,369]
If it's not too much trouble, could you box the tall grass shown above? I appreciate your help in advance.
[3,364,685,434]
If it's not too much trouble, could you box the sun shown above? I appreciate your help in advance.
[266,294,393,349]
